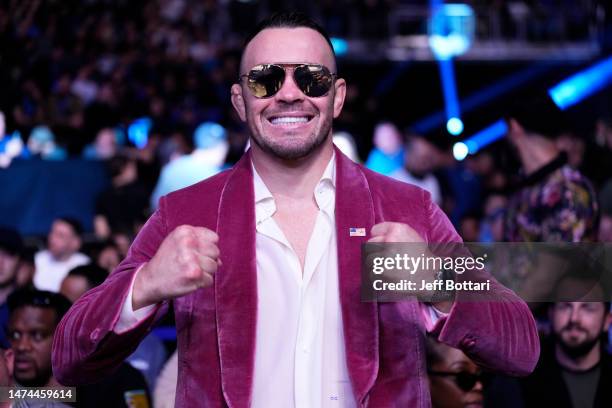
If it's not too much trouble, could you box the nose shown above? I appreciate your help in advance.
[569,305,581,323]
[274,69,305,103]
[472,379,484,392]
[14,336,32,352]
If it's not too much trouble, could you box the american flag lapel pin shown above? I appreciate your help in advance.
[349,227,366,237]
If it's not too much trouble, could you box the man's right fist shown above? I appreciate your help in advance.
[132,225,220,310]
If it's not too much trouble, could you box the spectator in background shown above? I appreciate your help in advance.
[332,131,360,163]
[7,288,147,407]
[7,289,71,388]
[365,121,405,176]
[0,341,15,408]
[521,278,612,407]
[59,265,163,400]
[83,127,120,161]
[391,134,443,205]
[0,111,26,169]
[578,117,612,187]
[95,240,122,273]
[479,194,508,243]
[94,155,150,240]
[26,126,67,161]
[0,228,23,305]
[59,264,107,303]
[426,336,485,408]
[458,211,482,242]
[150,121,229,209]
[598,180,612,242]
[0,228,26,349]
[34,218,90,292]
[503,94,598,242]
[14,247,36,290]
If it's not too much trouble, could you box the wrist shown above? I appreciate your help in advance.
[132,263,157,310]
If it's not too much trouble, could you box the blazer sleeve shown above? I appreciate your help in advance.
[52,204,170,386]
[423,189,540,377]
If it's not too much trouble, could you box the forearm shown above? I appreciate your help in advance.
[52,262,168,385]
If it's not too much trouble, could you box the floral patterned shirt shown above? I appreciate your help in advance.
[504,162,598,243]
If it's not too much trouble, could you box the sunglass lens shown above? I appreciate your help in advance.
[247,65,285,98]
[294,65,333,97]
[456,372,479,392]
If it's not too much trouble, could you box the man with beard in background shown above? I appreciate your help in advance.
[521,276,612,408]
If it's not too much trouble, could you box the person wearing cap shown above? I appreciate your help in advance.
[33,218,90,293]
[149,121,229,210]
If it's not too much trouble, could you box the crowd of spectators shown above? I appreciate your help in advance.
[1,1,612,407]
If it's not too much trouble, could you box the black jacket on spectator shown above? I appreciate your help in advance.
[521,341,612,408]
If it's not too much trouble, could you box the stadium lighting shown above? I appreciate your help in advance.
[548,55,612,110]
[446,117,464,136]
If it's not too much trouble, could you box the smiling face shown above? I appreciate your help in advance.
[231,27,346,161]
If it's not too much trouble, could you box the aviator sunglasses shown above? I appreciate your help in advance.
[428,370,484,392]
[239,63,337,98]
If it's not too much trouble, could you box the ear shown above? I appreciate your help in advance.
[231,84,247,122]
[332,78,346,119]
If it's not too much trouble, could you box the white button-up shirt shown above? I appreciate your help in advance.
[250,155,356,408]
[117,154,445,407]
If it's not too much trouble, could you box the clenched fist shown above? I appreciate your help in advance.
[368,222,453,311]
[132,225,220,310]
[368,222,425,243]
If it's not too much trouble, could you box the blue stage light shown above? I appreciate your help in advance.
[128,117,152,149]
[447,117,464,135]
[454,119,508,160]
[330,37,348,56]
[548,56,612,110]
[428,3,475,60]
[453,141,469,161]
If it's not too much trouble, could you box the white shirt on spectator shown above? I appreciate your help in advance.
[390,167,442,205]
[34,250,90,292]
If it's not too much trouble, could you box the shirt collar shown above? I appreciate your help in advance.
[253,153,336,224]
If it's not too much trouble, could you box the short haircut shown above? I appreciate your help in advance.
[107,154,131,179]
[67,264,108,289]
[241,12,335,70]
[0,227,23,256]
[505,93,570,139]
[55,217,84,237]
[7,289,72,325]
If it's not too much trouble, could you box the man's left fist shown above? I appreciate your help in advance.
[368,222,424,243]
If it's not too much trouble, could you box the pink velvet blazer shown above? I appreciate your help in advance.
[52,148,539,407]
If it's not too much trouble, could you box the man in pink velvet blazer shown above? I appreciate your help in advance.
[52,12,539,407]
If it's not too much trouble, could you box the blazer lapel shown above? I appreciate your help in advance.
[215,151,258,408]
[335,148,379,404]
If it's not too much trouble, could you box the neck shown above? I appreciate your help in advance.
[250,140,334,200]
[51,251,72,262]
[555,342,601,371]
[516,135,559,175]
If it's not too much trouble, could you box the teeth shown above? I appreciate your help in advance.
[270,116,309,125]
